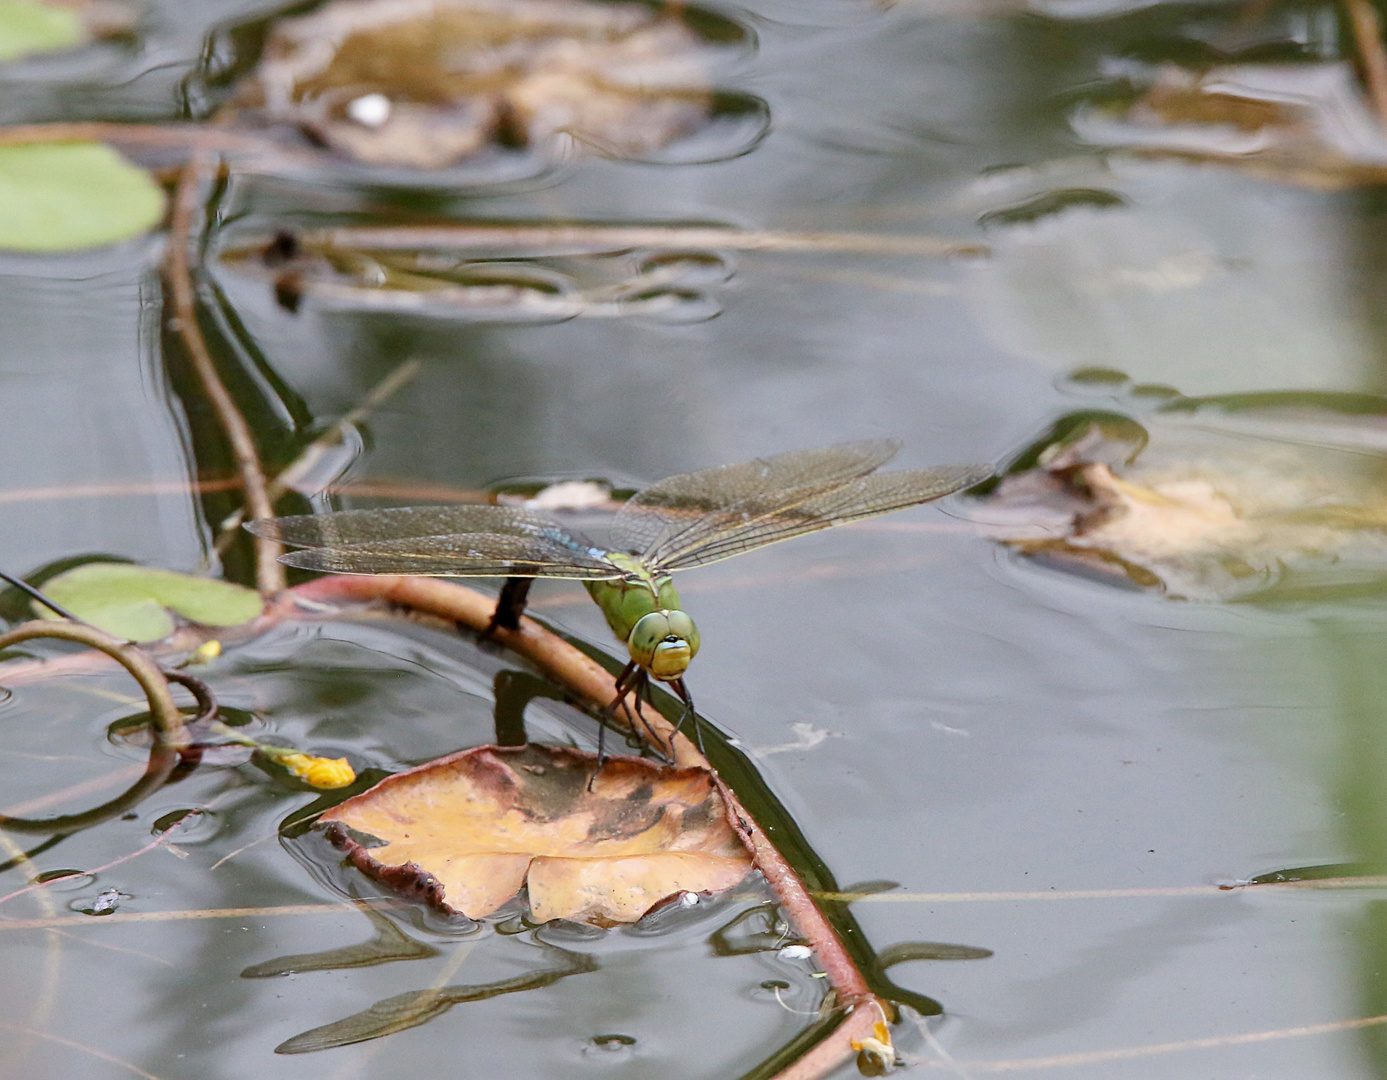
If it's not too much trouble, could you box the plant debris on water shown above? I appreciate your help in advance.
[320,742,753,923]
[233,0,730,167]
[972,401,1387,600]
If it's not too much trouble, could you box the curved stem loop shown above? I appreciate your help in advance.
[0,622,188,835]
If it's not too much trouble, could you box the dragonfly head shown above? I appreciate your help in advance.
[628,610,700,681]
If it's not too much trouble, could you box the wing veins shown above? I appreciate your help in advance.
[656,465,992,571]
[273,529,622,580]
[618,440,903,561]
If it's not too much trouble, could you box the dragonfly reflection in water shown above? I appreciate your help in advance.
[248,440,991,757]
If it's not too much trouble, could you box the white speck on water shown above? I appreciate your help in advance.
[347,93,392,128]
[680,892,699,907]
[931,721,970,737]
[752,722,842,756]
[778,945,812,961]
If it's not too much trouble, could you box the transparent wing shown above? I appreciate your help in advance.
[654,463,994,571]
[610,440,903,558]
[273,533,626,578]
[246,505,622,579]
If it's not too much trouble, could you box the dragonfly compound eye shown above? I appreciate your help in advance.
[628,610,699,679]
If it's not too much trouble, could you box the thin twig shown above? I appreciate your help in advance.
[1345,0,1387,131]
[0,122,271,153]
[0,825,62,1070]
[233,223,989,259]
[0,810,197,908]
[0,901,405,931]
[0,477,242,506]
[0,570,85,622]
[822,876,1387,902]
[918,1011,1387,1073]
[212,359,422,553]
[0,764,147,819]
[0,628,216,688]
[166,154,285,595]
[0,1021,165,1080]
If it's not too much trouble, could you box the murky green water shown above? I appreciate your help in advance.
[9,0,1387,1076]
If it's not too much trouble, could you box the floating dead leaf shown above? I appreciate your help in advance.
[320,743,752,924]
[233,0,754,168]
[1073,62,1387,189]
[216,229,727,322]
[971,398,1387,600]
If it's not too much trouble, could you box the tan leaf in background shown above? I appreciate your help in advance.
[239,0,723,167]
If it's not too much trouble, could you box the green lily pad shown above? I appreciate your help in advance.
[0,143,165,252]
[36,564,264,642]
[0,0,84,63]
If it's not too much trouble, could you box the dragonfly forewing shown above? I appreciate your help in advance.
[247,504,589,548]
[652,463,993,571]
[274,532,625,578]
[248,505,624,579]
[609,439,904,557]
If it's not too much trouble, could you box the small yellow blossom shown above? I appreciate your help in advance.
[187,640,222,665]
[277,752,356,789]
[851,1020,896,1075]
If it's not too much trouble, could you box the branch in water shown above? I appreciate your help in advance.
[166,154,285,595]
[228,222,990,259]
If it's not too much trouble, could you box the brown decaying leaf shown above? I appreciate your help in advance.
[974,416,1387,601]
[1074,62,1387,189]
[241,0,716,168]
[321,743,752,924]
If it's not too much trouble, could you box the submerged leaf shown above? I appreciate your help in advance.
[38,563,264,641]
[0,143,165,252]
[242,906,436,977]
[275,947,596,1053]
[237,0,738,167]
[876,941,993,965]
[320,743,752,924]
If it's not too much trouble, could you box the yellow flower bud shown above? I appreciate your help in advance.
[278,752,355,789]
[188,640,222,665]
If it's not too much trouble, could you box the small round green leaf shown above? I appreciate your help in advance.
[0,143,166,252]
[0,0,84,63]
[37,564,264,642]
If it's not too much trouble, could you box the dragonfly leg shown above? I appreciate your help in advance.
[482,577,533,639]
[667,678,704,757]
[599,662,671,764]
[629,672,674,765]
[591,661,640,790]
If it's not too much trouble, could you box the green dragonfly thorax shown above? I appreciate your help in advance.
[584,555,699,681]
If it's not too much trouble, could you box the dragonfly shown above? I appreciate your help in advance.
[247,440,990,758]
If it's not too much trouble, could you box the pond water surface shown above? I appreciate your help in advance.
[6,0,1387,1078]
